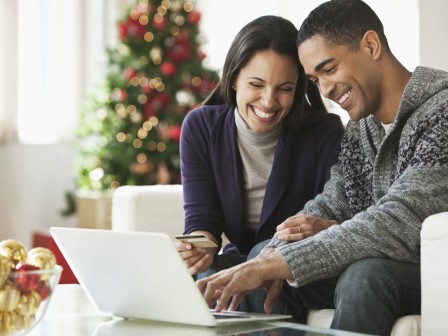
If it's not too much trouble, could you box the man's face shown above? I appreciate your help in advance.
[298,35,381,121]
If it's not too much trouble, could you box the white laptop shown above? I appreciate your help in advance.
[50,227,291,327]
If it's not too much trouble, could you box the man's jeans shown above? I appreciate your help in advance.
[244,240,421,336]
[332,257,420,335]
[196,253,246,280]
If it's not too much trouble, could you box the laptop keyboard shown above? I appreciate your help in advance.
[212,310,254,319]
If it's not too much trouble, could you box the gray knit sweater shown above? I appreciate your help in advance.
[266,66,448,287]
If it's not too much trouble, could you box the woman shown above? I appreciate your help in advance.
[177,15,344,276]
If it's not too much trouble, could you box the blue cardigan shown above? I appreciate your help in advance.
[180,104,344,255]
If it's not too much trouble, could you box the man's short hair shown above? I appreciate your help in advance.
[297,0,390,52]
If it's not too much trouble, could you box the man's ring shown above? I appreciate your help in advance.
[298,226,301,233]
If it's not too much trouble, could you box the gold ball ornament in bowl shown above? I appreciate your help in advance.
[0,239,62,335]
[0,255,12,288]
[27,248,57,281]
[0,240,27,268]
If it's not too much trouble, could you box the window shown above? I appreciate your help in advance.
[15,0,123,144]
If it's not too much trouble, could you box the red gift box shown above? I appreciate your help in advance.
[32,229,78,284]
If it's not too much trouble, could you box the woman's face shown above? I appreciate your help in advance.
[234,49,298,133]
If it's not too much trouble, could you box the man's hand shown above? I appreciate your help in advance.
[196,250,292,313]
[274,214,338,241]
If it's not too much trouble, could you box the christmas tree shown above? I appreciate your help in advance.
[74,0,218,194]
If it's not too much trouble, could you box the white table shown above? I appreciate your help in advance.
[28,284,370,336]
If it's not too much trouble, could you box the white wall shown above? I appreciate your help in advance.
[419,0,448,71]
[196,0,421,125]
[197,0,421,73]
[0,0,447,249]
[0,144,77,248]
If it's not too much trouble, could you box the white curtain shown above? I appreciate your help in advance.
[0,0,18,143]
[0,0,127,145]
[15,0,85,144]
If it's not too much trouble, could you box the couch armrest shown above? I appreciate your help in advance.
[421,211,448,335]
[111,185,184,239]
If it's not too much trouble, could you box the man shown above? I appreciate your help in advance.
[196,0,448,335]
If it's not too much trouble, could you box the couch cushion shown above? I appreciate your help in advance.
[112,185,184,238]
[307,309,420,335]
[307,308,333,328]
[391,315,421,336]
[421,212,448,335]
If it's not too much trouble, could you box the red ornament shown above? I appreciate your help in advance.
[113,88,128,102]
[187,11,201,25]
[167,32,191,63]
[143,92,171,119]
[124,68,137,80]
[168,125,182,142]
[120,91,128,101]
[15,263,41,294]
[153,18,167,30]
[141,85,155,95]
[197,48,206,61]
[118,18,147,40]
[160,62,176,76]
[35,281,51,301]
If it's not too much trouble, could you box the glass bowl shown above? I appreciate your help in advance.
[0,265,62,335]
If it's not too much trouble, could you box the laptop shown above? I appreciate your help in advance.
[50,227,291,327]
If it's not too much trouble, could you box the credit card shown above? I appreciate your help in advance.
[174,234,218,247]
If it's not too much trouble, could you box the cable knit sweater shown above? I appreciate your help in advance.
[266,66,448,287]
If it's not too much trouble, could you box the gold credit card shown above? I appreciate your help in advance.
[174,234,218,248]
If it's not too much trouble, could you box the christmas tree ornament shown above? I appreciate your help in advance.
[0,240,27,267]
[160,61,176,76]
[187,10,201,24]
[0,239,59,333]
[35,281,51,301]
[124,68,138,80]
[168,124,181,141]
[15,264,41,294]
[153,16,168,30]
[27,247,57,279]
[17,290,41,316]
[0,283,21,312]
[0,255,12,287]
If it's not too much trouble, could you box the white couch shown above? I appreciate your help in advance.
[112,185,448,336]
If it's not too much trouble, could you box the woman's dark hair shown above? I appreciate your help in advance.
[203,15,331,131]
[297,0,390,52]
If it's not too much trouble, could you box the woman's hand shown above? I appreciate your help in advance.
[175,231,219,275]
[274,214,338,241]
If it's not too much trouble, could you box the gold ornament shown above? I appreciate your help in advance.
[0,240,27,267]
[0,283,21,312]
[0,255,12,287]
[0,310,13,332]
[9,309,32,331]
[27,247,56,271]
[17,290,41,316]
